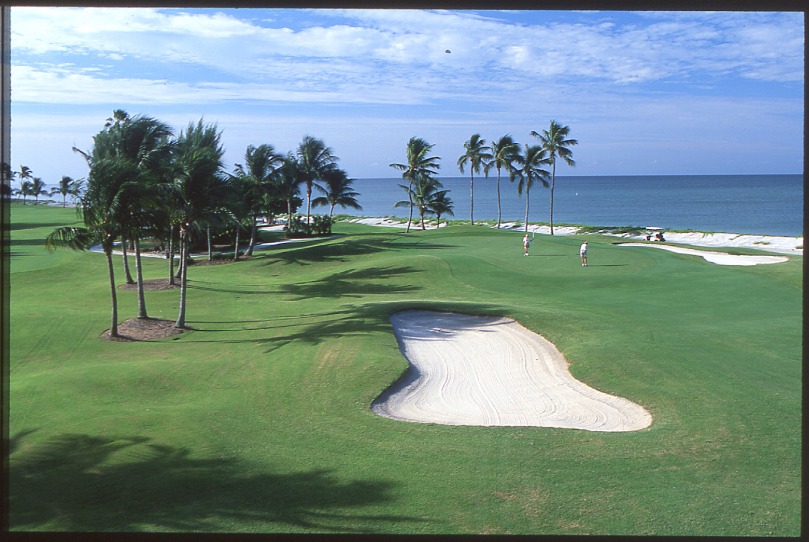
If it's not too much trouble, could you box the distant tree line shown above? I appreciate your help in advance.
[392,120,577,234]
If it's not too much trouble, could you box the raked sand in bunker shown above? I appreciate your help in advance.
[373,310,652,432]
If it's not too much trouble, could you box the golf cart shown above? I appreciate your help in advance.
[645,226,666,242]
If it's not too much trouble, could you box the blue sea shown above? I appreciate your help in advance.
[338,174,803,237]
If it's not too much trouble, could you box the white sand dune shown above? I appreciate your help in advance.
[372,310,652,432]
[617,243,789,265]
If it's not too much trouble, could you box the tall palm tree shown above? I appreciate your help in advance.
[100,113,174,318]
[45,158,134,338]
[512,144,551,233]
[457,134,491,225]
[233,144,283,256]
[390,137,440,233]
[486,135,520,228]
[296,136,338,228]
[312,167,362,218]
[273,154,304,231]
[531,121,578,235]
[170,120,227,328]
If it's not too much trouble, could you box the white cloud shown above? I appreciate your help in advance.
[8,8,803,180]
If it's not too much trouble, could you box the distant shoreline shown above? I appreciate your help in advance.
[347,217,803,256]
[11,200,803,256]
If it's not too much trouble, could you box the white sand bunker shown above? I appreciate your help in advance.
[372,311,652,432]
[618,243,788,265]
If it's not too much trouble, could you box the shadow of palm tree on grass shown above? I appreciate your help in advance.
[261,236,456,267]
[279,265,423,301]
[10,432,426,533]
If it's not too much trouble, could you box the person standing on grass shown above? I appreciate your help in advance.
[580,241,588,266]
[523,233,531,256]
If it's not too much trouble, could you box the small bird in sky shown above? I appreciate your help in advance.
[445,49,451,53]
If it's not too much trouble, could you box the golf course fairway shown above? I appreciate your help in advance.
[7,203,802,536]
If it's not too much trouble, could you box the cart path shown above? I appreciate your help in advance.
[372,310,652,431]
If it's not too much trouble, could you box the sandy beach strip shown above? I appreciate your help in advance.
[372,310,652,432]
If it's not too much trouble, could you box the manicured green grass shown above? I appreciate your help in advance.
[8,203,801,535]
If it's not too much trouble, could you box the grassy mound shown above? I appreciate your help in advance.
[7,203,801,535]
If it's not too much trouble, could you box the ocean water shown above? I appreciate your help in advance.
[338,174,803,237]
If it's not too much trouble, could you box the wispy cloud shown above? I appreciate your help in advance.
[9,8,803,179]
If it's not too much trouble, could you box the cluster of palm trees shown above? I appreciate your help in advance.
[390,137,453,233]
[45,110,360,338]
[456,120,578,234]
[2,164,83,206]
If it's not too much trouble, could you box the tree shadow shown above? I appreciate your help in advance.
[9,432,427,533]
[278,265,423,300]
[8,221,79,231]
[261,236,456,267]
[6,238,56,247]
[183,301,505,355]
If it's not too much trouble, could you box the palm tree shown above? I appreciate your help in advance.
[296,136,338,229]
[512,144,551,233]
[14,180,33,204]
[98,112,174,317]
[45,158,135,338]
[50,175,78,207]
[18,165,32,191]
[225,172,252,262]
[390,137,440,233]
[394,174,447,230]
[30,178,49,204]
[233,144,283,256]
[429,189,454,227]
[486,135,520,228]
[170,119,227,328]
[273,154,304,231]
[531,121,578,235]
[312,167,362,218]
[457,134,491,225]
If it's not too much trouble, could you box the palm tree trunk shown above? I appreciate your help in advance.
[525,185,530,234]
[469,173,474,225]
[549,160,556,236]
[104,245,119,338]
[168,225,176,286]
[122,236,135,284]
[287,199,293,236]
[176,231,188,328]
[233,225,241,262]
[496,169,502,228]
[406,179,414,234]
[207,226,213,261]
[134,236,148,319]
[306,183,312,228]
[246,216,257,256]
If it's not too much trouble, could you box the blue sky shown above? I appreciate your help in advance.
[9,7,805,185]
